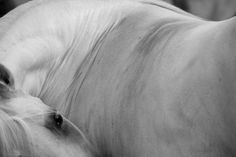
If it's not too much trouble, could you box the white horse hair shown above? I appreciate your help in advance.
[0,108,35,156]
[0,78,95,157]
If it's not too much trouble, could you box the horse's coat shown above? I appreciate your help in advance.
[1,0,236,157]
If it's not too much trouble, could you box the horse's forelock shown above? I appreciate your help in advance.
[0,109,37,157]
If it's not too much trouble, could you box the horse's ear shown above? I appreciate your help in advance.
[0,64,15,98]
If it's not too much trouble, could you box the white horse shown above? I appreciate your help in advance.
[1,0,236,157]
[0,65,96,156]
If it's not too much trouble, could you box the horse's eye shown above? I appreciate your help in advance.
[53,113,63,129]
[45,111,64,131]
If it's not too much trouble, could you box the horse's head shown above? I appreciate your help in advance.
[0,66,93,157]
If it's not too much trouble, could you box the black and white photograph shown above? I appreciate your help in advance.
[0,0,236,156]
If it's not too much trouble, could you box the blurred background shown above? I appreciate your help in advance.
[166,0,236,20]
[0,0,236,20]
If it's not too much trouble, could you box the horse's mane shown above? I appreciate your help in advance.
[40,0,136,114]
[36,0,200,114]
[0,105,37,157]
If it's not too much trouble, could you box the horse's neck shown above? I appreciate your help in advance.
[0,0,202,111]
[37,7,128,114]
[0,1,131,106]
[37,3,200,115]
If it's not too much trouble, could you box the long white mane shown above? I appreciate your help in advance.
[0,105,36,157]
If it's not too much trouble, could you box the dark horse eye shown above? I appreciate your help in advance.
[46,111,64,130]
[53,113,63,128]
